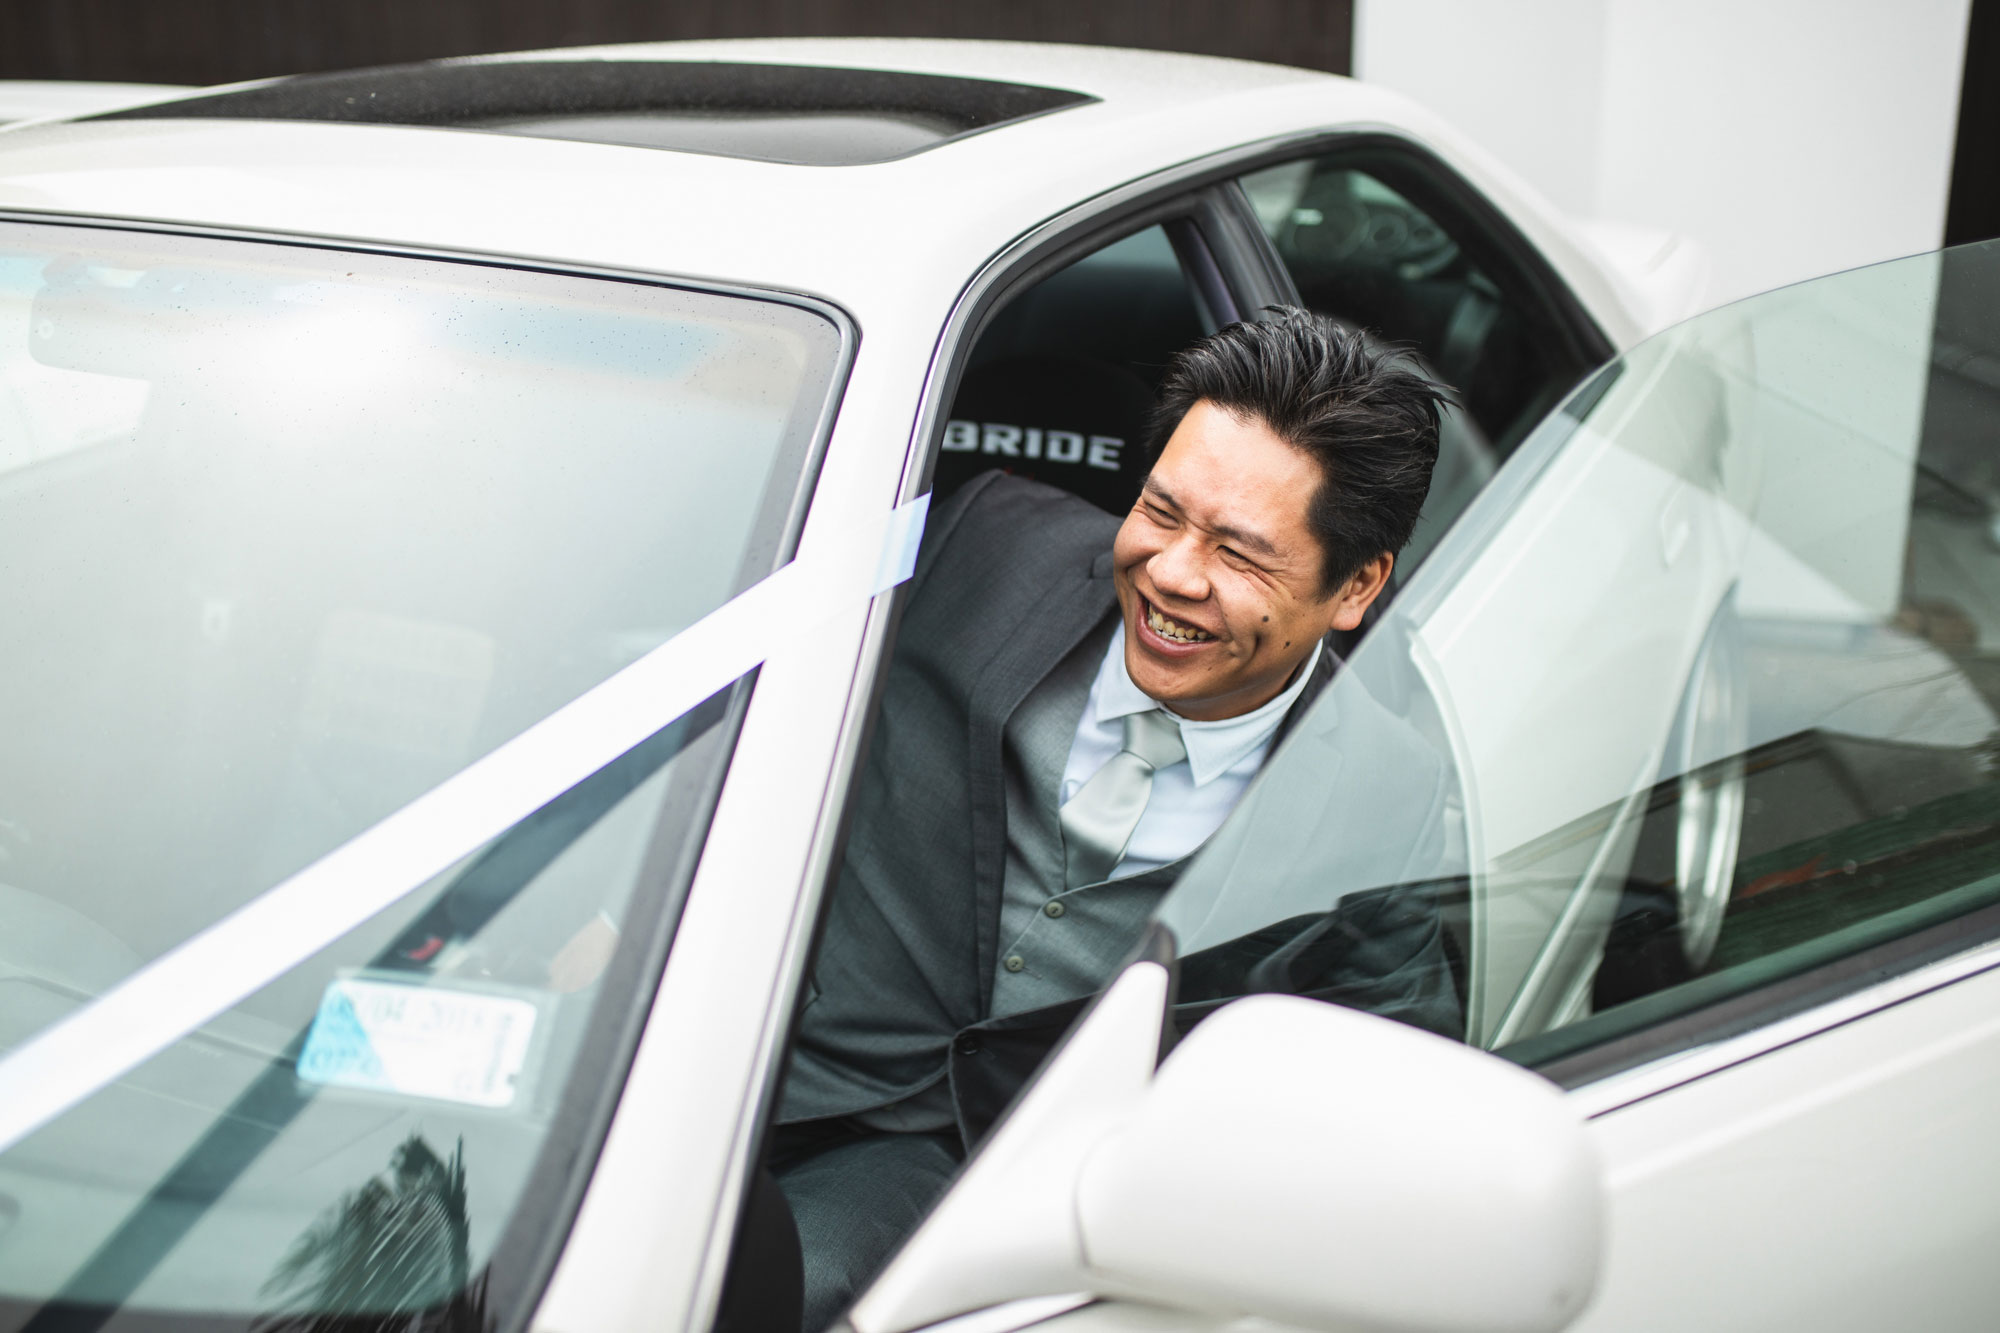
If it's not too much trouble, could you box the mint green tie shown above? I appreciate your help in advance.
[1059,708,1187,888]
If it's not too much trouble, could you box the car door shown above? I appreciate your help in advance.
[831,239,2000,1333]
[1544,238,2000,1332]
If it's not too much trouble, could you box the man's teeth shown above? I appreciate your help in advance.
[1147,604,1214,643]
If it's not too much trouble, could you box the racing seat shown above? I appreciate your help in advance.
[934,354,1159,517]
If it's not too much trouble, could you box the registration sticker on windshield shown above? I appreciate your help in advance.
[297,975,540,1109]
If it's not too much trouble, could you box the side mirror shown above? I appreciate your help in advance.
[1078,995,1602,1333]
[854,969,1603,1333]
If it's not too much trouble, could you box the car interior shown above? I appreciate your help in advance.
[736,162,1612,1333]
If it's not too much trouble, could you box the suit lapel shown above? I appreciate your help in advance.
[966,549,1117,1013]
[1271,635,1341,750]
[961,562,1334,1015]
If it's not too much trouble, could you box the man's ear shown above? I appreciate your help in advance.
[1326,552,1395,632]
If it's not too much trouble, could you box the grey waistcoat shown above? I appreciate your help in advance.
[988,616,1185,1019]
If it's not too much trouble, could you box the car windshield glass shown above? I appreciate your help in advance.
[0,222,839,1325]
[1153,238,2000,1073]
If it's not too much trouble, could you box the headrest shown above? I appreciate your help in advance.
[934,355,1157,515]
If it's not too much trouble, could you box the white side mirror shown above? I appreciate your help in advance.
[1079,995,1603,1333]
[855,970,1602,1333]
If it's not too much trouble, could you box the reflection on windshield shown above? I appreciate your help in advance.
[260,1135,484,1333]
[9,690,734,1331]
[0,222,836,1327]
[1154,238,2000,1074]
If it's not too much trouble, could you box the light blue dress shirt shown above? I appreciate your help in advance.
[1060,622,1322,879]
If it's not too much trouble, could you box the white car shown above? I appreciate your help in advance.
[0,38,1987,1333]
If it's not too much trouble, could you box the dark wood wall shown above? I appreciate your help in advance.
[0,2,1353,87]
[1947,0,2000,245]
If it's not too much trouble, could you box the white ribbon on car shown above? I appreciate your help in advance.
[0,493,931,1156]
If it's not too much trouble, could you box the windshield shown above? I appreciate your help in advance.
[1156,238,2000,1074]
[0,223,840,1326]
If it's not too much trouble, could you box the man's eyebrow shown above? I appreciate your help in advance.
[1142,478,1282,561]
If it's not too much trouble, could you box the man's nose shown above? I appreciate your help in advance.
[1148,535,1211,602]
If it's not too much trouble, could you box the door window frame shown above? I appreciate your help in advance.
[1556,877,2000,1107]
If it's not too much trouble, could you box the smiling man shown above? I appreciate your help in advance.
[771,309,1447,1330]
[1119,394,1391,720]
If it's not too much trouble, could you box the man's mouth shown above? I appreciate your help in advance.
[1143,599,1215,644]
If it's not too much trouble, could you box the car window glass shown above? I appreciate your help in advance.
[0,223,838,1326]
[1240,154,1593,574]
[1152,239,2000,1079]
[933,223,1209,516]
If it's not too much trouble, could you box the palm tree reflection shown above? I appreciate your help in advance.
[258,1133,489,1333]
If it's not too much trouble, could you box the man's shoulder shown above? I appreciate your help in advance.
[915,471,1121,587]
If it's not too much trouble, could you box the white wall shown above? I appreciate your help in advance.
[1355,0,1971,309]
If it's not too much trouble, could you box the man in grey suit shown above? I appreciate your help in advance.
[770,310,1454,1330]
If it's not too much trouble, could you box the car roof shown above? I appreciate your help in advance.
[0,40,1636,349]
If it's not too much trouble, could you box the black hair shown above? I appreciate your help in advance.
[1146,307,1447,594]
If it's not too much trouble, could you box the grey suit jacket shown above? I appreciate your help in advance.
[780,471,1458,1136]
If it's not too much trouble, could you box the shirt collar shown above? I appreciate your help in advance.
[1090,622,1322,788]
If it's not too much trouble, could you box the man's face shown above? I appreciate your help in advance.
[1112,399,1393,722]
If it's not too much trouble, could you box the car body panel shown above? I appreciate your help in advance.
[1576,955,2000,1331]
[1571,217,1714,332]
[922,943,2000,1333]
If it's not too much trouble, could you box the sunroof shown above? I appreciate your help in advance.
[88,59,1098,166]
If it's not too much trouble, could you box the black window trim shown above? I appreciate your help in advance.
[1165,214,1240,330]
[1565,913,2000,1113]
[1206,178,1304,310]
